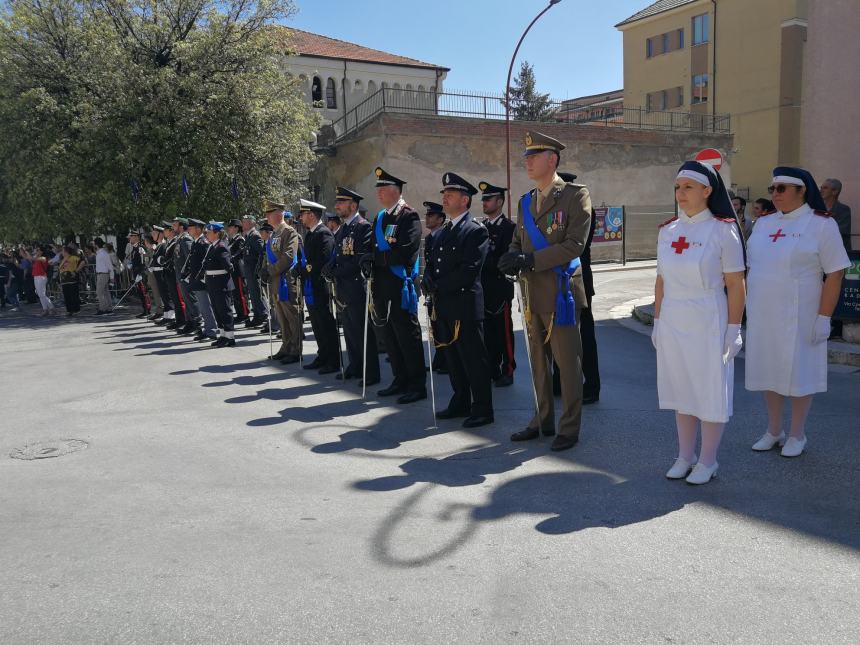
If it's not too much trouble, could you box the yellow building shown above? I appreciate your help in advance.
[617,0,808,198]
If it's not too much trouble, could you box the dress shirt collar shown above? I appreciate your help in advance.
[680,208,713,224]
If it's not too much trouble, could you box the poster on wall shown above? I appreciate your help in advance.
[593,207,623,244]
[835,251,860,320]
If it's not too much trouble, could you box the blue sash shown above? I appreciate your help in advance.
[521,191,580,326]
[299,248,315,306]
[265,239,296,302]
[374,209,419,314]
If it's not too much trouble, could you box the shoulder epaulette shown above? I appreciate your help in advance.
[714,215,737,223]
[813,209,831,218]
[658,216,678,228]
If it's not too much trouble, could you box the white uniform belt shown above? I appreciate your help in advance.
[205,270,228,276]
[150,267,163,272]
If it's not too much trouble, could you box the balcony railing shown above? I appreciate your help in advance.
[327,88,731,143]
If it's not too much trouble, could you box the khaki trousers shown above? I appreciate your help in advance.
[268,280,302,356]
[96,273,112,311]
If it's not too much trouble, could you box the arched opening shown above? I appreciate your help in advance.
[311,76,322,103]
[325,77,337,109]
[354,79,364,94]
[368,80,378,94]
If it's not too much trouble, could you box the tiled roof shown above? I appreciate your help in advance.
[615,0,700,28]
[279,27,449,71]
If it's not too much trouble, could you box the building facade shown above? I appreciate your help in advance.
[617,0,808,198]
[277,28,449,128]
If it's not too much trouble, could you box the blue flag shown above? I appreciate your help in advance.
[230,177,239,202]
[130,179,141,204]
[182,175,190,198]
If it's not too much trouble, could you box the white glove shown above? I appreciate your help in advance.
[651,318,660,350]
[723,323,743,363]
[812,315,831,344]
[133,274,143,284]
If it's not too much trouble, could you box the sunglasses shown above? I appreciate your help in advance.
[767,184,799,194]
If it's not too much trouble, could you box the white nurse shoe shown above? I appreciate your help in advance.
[752,431,785,451]
[665,456,697,479]
[781,436,807,458]
[685,462,718,485]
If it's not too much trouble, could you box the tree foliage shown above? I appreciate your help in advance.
[0,0,319,240]
[506,60,555,122]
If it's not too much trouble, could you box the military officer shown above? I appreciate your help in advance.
[263,199,302,363]
[325,212,341,236]
[358,167,427,404]
[498,131,592,452]
[148,225,175,326]
[127,230,151,318]
[423,173,493,427]
[296,198,340,374]
[182,218,219,342]
[422,201,448,374]
[172,217,199,336]
[226,218,250,324]
[241,214,268,328]
[161,222,187,331]
[203,222,236,347]
[322,186,380,386]
[478,181,517,387]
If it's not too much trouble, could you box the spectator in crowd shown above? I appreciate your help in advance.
[22,246,55,315]
[3,252,22,309]
[752,198,775,222]
[0,254,9,310]
[58,245,85,316]
[732,195,752,239]
[94,238,114,314]
[18,249,36,303]
[820,178,852,251]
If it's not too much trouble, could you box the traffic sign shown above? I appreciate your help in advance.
[694,148,723,171]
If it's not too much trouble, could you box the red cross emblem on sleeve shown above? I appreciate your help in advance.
[769,228,786,243]
[671,236,691,254]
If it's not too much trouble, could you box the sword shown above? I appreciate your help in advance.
[329,279,346,381]
[113,274,143,309]
[362,276,372,400]
[261,276,273,359]
[423,295,438,431]
[512,273,541,434]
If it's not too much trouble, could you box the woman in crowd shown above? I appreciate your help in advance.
[58,245,85,316]
[203,222,236,347]
[745,167,851,457]
[653,160,747,484]
[22,246,55,315]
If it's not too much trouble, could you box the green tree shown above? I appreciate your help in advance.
[506,60,555,122]
[0,1,319,240]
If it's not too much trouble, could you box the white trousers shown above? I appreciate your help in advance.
[34,276,53,311]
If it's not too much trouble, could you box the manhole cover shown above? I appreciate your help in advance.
[10,439,89,461]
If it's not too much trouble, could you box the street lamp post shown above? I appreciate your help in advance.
[505,0,563,218]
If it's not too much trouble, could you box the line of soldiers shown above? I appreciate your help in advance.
[125,131,601,451]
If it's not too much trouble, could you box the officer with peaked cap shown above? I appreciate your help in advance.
[296,198,340,373]
[182,218,219,342]
[422,201,448,374]
[323,186,381,385]
[478,180,517,387]
[148,225,175,325]
[127,230,152,318]
[226,218,250,324]
[240,213,268,328]
[498,131,592,451]
[161,221,187,330]
[172,217,200,335]
[263,198,302,363]
[202,222,236,347]
[359,167,427,403]
[422,172,494,427]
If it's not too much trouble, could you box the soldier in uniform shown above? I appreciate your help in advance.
[423,173,493,427]
[263,199,302,364]
[359,167,426,404]
[127,231,151,318]
[478,181,517,387]
[161,222,187,331]
[498,132,592,452]
[182,218,219,342]
[296,199,340,373]
[148,225,175,326]
[226,219,250,325]
[325,212,341,236]
[422,201,448,374]
[322,187,380,385]
[241,214,268,328]
[172,217,199,336]
[203,222,236,347]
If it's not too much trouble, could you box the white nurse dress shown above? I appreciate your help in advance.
[745,203,851,396]
[656,209,746,423]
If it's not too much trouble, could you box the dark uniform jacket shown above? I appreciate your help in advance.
[582,209,596,304]
[150,241,167,273]
[831,201,853,250]
[481,213,516,313]
[244,229,265,275]
[370,200,423,303]
[302,223,335,305]
[129,244,147,276]
[204,241,232,291]
[174,232,193,277]
[163,236,179,278]
[425,213,489,321]
[509,174,592,314]
[228,234,246,277]
[331,214,373,306]
[183,235,210,291]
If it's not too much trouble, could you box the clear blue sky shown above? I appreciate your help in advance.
[287,0,649,100]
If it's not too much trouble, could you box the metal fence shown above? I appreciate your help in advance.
[329,88,731,142]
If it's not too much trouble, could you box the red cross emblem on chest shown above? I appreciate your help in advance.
[769,228,786,243]
[671,236,691,254]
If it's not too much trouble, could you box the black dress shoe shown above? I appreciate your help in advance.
[550,435,578,452]
[335,370,357,380]
[511,428,540,441]
[270,351,288,361]
[198,335,216,343]
[246,317,265,328]
[165,321,177,329]
[155,318,169,326]
[378,383,406,397]
[225,339,236,347]
[194,332,207,341]
[463,415,494,428]
[259,324,270,334]
[494,375,514,387]
[303,359,324,370]
[437,408,469,420]
[397,391,427,404]
[280,355,300,364]
[135,312,148,319]
[318,365,339,375]
[583,393,599,405]
[357,377,380,387]
[211,337,225,347]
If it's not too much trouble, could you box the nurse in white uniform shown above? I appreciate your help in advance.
[745,167,850,457]
[653,161,747,485]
